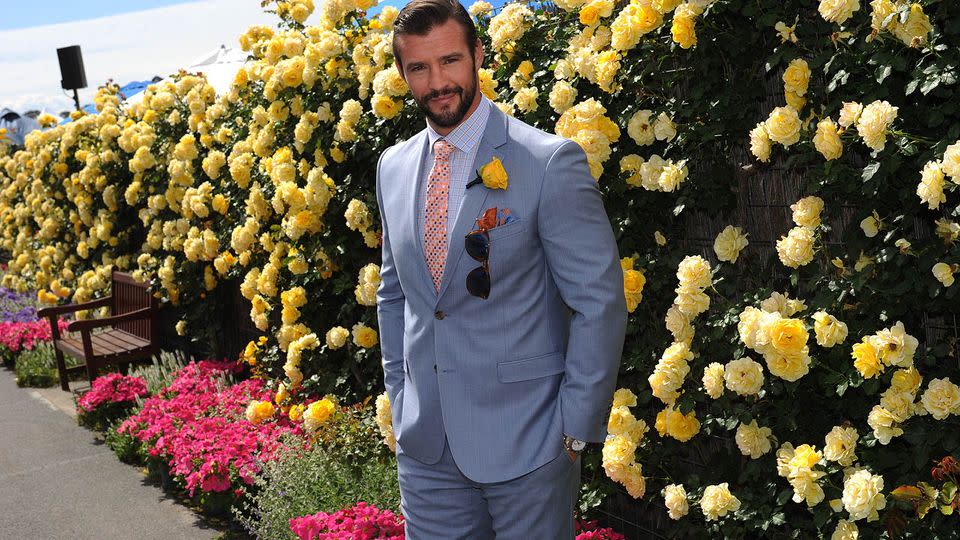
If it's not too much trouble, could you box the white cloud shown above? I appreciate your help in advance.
[0,0,278,114]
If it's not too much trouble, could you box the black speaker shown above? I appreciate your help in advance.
[57,45,87,90]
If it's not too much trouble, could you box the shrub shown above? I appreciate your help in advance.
[14,342,80,387]
[235,437,401,540]
[128,350,190,394]
[104,416,149,465]
[289,502,404,540]
[118,360,304,504]
[76,373,148,431]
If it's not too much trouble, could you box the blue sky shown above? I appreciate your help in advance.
[0,0,198,30]
[0,0,487,113]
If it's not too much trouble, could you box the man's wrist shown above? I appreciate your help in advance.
[563,434,587,452]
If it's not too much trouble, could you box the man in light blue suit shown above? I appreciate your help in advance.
[375,0,627,536]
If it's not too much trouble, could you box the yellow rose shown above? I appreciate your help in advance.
[813,118,843,161]
[659,406,700,442]
[612,388,638,408]
[841,469,886,522]
[702,362,725,399]
[479,156,509,189]
[724,357,764,396]
[735,420,773,459]
[326,326,350,349]
[852,337,883,378]
[713,225,749,263]
[303,398,336,431]
[932,262,955,287]
[782,58,811,96]
[776,226,815,268]
[352,323,378,348]
[770,318,808,355]
[868,404,903,444]
[245,400,275,425]
[700,483,741,521]
[917,160,947,210]
[920,377,960,420]
[823,425,859,466]
[765,106,801,147]
[288,403,305,422]
[812,311,848,347]
[765,349,811,382]
[671,14,697,49]
[676,255,712,289]
[371,94,402,119]
[856,100,898,152]
[663,484,689,520]
[749,122,772,162]
[790,196,825,229]
[623,268,646,313]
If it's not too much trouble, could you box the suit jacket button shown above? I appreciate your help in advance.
[434,364,438,373]
[435,311,445,320]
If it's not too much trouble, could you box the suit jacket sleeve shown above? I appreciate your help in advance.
[538,140,627,443]
[375,150,405,413]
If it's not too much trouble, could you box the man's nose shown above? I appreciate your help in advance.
[427,64,447,93]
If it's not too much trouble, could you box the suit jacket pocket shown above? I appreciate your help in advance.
[487,218,525,241]
[497,351,564,383]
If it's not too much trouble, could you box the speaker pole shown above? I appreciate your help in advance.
[72,89,80,112]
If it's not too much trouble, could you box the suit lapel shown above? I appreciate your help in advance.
[435,103,508,303]
[404,131,436,294]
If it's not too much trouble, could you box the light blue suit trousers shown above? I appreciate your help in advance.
[375,103,627,537]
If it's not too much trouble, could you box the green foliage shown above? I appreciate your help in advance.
[104,416,149,465]
[13,343,81,387]
[233,434,400,540]
[128,350,190,395]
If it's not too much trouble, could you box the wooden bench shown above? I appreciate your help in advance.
[37,269,160,391]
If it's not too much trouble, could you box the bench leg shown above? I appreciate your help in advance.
[85,357,98,386]
[54,346,70,392]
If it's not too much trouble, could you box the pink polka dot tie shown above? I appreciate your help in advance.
[424,139,455,293]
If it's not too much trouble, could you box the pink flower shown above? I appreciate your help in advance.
[77,373,148,413]
[290,502,405,540]
[119,359,305,497]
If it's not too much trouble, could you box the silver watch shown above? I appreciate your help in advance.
[563,434,586,452]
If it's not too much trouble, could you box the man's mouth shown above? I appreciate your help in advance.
[431,93,457,105]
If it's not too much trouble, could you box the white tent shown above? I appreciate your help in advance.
[123,44,249,107]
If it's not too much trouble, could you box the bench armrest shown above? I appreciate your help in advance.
[37,296,113,318]
[66,307,153,333]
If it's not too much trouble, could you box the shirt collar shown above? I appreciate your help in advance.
[425,94,491,154]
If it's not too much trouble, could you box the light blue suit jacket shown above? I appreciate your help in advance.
[375,103,627,483]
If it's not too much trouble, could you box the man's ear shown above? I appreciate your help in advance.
[474,38,484,69]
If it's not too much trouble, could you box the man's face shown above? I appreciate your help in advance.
[395,18,483,131]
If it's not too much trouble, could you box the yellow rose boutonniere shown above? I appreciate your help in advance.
[467,156,508,190]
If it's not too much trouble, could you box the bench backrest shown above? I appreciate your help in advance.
[110,270,158,342]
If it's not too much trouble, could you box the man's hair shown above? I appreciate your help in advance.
[392,0,479,72]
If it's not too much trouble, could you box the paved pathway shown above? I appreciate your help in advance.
[0,368,217,540]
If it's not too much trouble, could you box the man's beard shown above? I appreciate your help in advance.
[414,69,478,128]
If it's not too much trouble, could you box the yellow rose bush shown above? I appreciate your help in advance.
[1,0,959,535]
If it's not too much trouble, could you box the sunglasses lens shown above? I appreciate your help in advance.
[466,266,490,299]
[465,232,489,262]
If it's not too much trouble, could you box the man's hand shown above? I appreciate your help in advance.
[564,447,580,463]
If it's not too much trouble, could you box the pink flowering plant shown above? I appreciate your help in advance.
[0,319,69,366]
[76,373,148,431]
[575,518,626,540]
[289,502,405,540]
[117,359,305,511]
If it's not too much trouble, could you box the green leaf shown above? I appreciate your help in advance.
[862,162,881,182]
[876,65,892,84]
[920,76,941,95]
